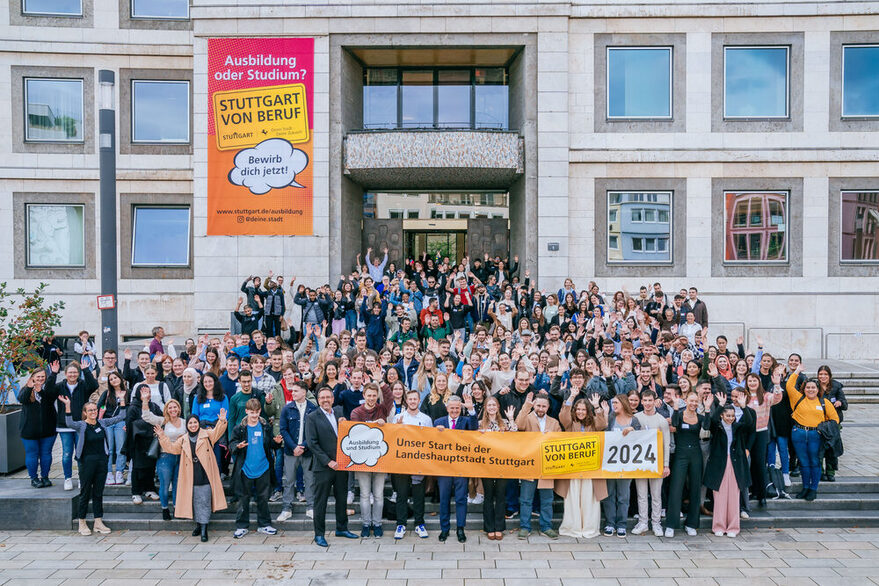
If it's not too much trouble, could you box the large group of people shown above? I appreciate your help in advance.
[15,250,848,543]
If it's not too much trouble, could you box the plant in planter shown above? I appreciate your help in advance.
[0,282,65,473]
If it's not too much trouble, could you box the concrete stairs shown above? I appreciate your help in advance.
[82,475,879,532]
[834,371,879,404]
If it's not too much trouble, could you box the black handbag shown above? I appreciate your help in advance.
[146,436,161,459]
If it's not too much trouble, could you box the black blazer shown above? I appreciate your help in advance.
[433,414,476,431]
[304,406,343,473]
[702,405,755,492]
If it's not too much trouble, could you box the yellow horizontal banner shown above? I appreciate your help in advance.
[335,421,663,480]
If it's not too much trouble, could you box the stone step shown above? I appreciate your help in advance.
[764,492,879,511]
[847,395,879,404]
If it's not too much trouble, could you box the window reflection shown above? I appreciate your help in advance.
[724,192,787,262]
[607,47,672,119]
[842,46,879,117]
[364,192,509,220]
[841,191,879,261]
[724,47,789,118]
[607,192,673,264]
[363,67,509,130]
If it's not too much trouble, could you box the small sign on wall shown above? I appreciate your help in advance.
[96,295,115,310]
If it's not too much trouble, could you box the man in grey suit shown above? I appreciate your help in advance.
[305,386,358,547]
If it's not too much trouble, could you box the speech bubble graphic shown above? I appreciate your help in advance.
[341,423,389,468]
[228,137,308,195]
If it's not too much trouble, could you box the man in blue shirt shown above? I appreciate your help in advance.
[230,398,282,538]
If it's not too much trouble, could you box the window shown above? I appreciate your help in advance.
[22,0,81,15]
[389,210,403,219]
[724,192,788,262]
[26,204,85,267]
[132,80,190,143]
[724,47,789,118]
[131,206,190,266]
[131,0,188,18]
[24,78,83,142]
[407,210,419,219]
[363,67,509,130]
[363,69,398,130]
[840,191,879,262]
[842,46,879,118]
[607,47,672,119]
[607,191,673,264]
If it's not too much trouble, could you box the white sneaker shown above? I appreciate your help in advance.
[664,528,674,538]
[276,510,292,523]
[297,492,306,503]
[653,524,664,537]
[472,493,484,505]
[727,531,738,538]
[116,471,124,485]
[305,509,313,519]
[415,524,428,538]
[233,528,248,539]
[467,496,474,504]
[144,491,160,501]
[740,511,750,520]
[258,526,277,535]
[714,531,725,537]
[106,472,115,486]
[783,473,792,488]
[347,491,355,505]
[631,522,649,535]
[124,475,131,486]
[389,491,397,503]
[685,526,697,537]
[64,478,73,491]
[394,525,406,540]
[132,494,143,505]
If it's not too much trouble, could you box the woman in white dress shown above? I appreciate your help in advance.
[557,396,608,538]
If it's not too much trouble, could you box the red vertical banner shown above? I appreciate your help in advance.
[207,38,314,235]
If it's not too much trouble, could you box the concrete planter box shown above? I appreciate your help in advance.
[0,408,25,474]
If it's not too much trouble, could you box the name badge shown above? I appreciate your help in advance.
[95,428,103,434]
[359,399,365,405]
[254,431,262,437]
[816,405,823,411]
[682,423,690,429]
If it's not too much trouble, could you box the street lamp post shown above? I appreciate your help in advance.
[98,70,118,353]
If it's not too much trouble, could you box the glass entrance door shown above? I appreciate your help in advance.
[405,231,466,264]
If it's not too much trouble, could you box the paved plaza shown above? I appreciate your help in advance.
[1,526,879,585]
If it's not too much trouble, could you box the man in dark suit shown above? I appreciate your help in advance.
[433,395,476,543]
[304,386,358,547]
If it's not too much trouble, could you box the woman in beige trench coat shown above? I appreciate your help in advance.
[156,411,227,542]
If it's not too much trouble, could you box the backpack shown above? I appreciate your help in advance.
[765,464,791,499]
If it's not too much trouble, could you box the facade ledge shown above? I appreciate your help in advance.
[344,129,524,190]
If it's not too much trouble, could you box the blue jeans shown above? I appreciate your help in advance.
[791,427,821,491]
[602,478,631,530]
[22,436,55,480]
[345,310,357,332]
[156,453,180,509]
[519,480,553,532]
[274,448,284,492]
[59,431,77,479]
[505,478,520,514]
[767,435,790,474]
[105,420,127,474]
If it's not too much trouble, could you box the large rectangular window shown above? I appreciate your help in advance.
[840,191,879,262]
[607,191,672,264]
[842,46,879,118]
[607,47,672,119]
[22,0,81,15]
[131,206,190,266]
[724,192,788,262]
[724,47,789,118]
[132,80,190,143]
[24,78,83,142]
[26,204,85,267]
[131,0,188,18]
[363,67,508,130]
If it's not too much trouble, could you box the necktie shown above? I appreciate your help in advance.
[451,419,456,429]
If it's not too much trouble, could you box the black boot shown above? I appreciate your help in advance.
[200,524,209,542]
[826,471,836,482]
[804,489,817,502]
[192,524,200,537]
[795,488,808,499]
[162,508,171,521]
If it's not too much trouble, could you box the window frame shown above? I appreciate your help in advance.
[839,189,879,264]
[21,0,82,16]
[723,191,789,264]
[130,205,191,267]
[841,44,879,119]
[605,46,673,121]
[23,77,85,143]
[129,0,188,20]
[606,190,674,266]
[722,45,791,120]
[131,79,191,144]
[25,202,86,268]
